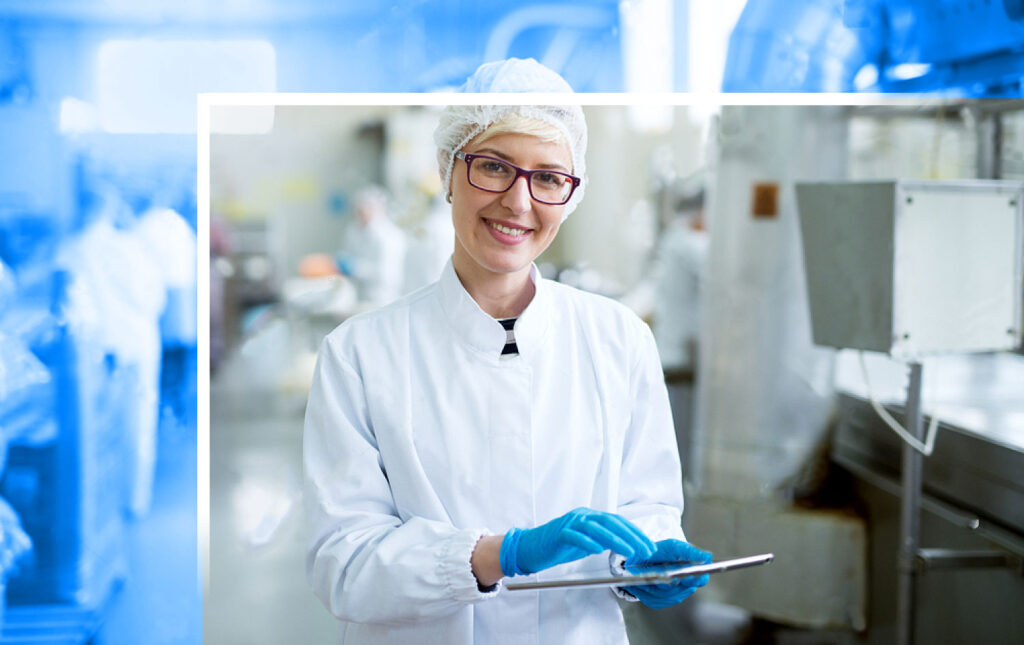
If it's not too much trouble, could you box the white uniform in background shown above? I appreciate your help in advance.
[60,217,165,517]
[653,221,708,371]
[304,260,685,645]
[134,207,198,344]
[345,213,407,306]
[402,195,455,294]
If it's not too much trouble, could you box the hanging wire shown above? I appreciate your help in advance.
[858,351,940,456]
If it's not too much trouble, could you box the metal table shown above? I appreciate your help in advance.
[832,354,1024,643]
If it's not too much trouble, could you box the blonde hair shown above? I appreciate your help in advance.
[470,114,570,167]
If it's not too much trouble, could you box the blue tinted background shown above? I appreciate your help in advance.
[0,1,1021,643]
[724,0,1024,94]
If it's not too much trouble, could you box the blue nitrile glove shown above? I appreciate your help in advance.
[500,508,656,577]
[334,253,357,277]
[622,539,712,609]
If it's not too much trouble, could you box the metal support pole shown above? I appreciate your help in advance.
[898,362,924,645]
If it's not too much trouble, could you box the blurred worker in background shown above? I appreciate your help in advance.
[59,183,166,517]
[135,204,198,350]
[338,185,407,307]
[402,188,455,294]
[652,172,708,374]
[304,58,711,644]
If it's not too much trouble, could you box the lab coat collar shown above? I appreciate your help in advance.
[438,259,552,362]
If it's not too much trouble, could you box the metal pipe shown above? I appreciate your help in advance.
[898,362,925,645]
[993,112,1004,180]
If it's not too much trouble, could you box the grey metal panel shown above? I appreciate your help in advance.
[890,179,1024,358]
[796,179,1024,356]
[795,181,895,352]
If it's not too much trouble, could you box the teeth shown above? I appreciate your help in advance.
[488,221,529,237]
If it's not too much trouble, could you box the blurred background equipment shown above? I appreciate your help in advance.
[681,103,1024,645]
[723,0,1024,95]
[0,183,198,643]
[684,105,865,634]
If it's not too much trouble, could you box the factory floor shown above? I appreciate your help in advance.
[205,344,338,644]
[95,367,201,644]
[202,327,762,645]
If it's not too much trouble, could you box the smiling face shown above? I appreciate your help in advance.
[450,131,572,285]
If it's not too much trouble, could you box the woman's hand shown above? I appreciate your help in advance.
[621,539,712,609]
[500,508,656,577]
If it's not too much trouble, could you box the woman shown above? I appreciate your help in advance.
[304,59,710,644]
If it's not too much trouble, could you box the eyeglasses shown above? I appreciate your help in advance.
[455,151,580,206]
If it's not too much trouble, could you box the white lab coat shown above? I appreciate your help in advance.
[304,259,685,644]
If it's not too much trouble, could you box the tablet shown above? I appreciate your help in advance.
[505,553,774,591]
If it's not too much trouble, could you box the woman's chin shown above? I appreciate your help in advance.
[481,254,532,276]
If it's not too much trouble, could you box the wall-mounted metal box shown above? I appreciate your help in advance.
[795,180,1023,359]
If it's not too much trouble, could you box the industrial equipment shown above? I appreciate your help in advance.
[724,0,1024,96]
[796,178,1024,645]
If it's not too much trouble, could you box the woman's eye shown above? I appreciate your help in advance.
[535,172,563,187]
[480,160,511,175]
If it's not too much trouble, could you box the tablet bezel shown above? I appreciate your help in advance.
[505,552,774,591]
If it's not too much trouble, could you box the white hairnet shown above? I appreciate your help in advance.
[434,58,588,220]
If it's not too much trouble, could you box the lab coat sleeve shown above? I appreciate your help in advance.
[615,323,686,543]
[304,334,498,625]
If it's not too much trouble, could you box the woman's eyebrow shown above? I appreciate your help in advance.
[473,147,571,173]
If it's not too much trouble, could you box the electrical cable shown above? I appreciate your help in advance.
[858,350,939,456]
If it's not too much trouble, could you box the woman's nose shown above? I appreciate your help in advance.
[501,176,533,214]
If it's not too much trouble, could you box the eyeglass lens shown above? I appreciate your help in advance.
[468,156,573,205]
